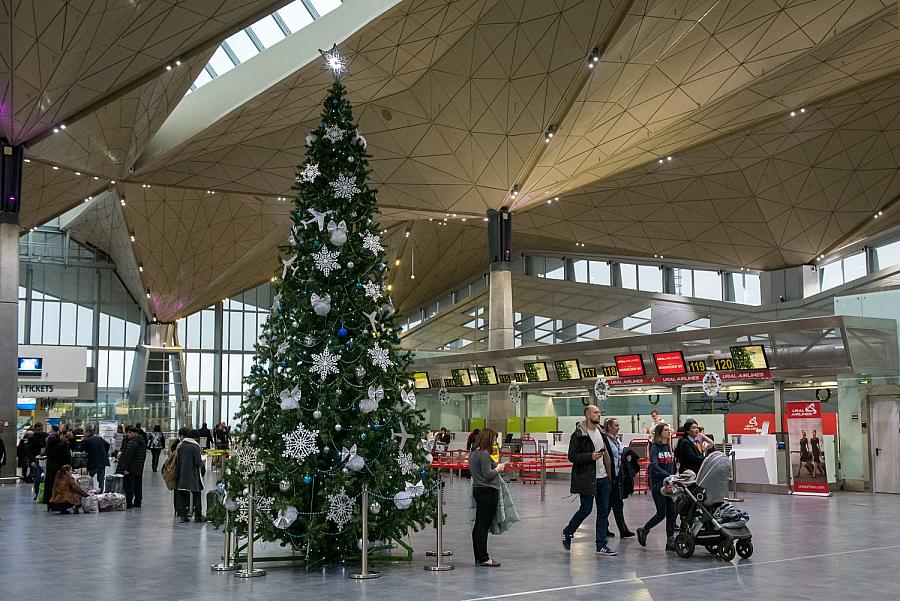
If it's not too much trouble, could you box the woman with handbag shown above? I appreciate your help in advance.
[468,428,507,567]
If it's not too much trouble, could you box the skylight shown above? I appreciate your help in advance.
[188,0,343,93]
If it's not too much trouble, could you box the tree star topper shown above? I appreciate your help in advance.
[320,44,349,79]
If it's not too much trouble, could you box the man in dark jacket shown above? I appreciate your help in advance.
[175,427,206,522]
[27,422,47,462]
[562,405,617,556]
[602,417,635,539]
[197,423,213,450]
[133,423,148,447]
[118,427,147,508]
[81,426,110,487]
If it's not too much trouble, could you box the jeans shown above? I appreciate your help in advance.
[150,448,162,472]
[123,472,143,508]
[606,476,630,534]
[563,477,611,549]
[177,490,203,519]
[472,486,499,563]
[90,467,106,489]
[643,479,676,537]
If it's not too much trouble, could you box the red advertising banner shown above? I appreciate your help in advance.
[785,401,830,496]
[607,370,771,387]
[614,354,645,377]
[726,413,776,435]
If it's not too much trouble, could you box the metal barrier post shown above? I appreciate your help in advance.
[235,484,266,578]
[211,509,238,571]
[540,451,547,502]
[350,484,380,579]
[425,477,454,571]
[426,473,453,557]
[725,451,745,502]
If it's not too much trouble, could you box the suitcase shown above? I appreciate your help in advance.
[104,474,124,494]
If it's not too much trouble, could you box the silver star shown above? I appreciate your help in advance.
[320,44,350,79]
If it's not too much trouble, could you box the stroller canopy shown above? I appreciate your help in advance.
[695,451,731,506]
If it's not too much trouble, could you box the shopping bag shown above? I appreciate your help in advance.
[104,474,124,494]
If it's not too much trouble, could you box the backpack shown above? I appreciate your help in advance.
[162,447,179,490]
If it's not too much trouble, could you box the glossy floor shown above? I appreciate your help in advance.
[1,468,896,601]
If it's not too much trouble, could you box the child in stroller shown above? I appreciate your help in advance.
[663,451,753,560]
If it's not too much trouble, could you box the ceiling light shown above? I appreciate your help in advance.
[482,217,488,222]
[544,125,556,142]
[395,259,400,266]
[120,198,126,206]
[658,159,664,164]
[166,65,172,71]
[405,230,410,238]
[139,265,144,272]
[175,59,181,66]
[510,184,519,198]
[666,156,672,161]
[387,284,392,291]
[110,180,115,184]
[452,213,457,217]
[23,158,30,163]
[93,176,99,180]
[75,171,81,175]
[410,274,416,279]
[52,166,59,170]
[790,111,796,117]
[130,233,136,242]
[800,108,806,113]
[270,276,276,282]
[59,124,66,130]
[428,218,433,222]
[146,290,151,299]
[52,127,60,134]
[152,315,157,322]
[461,217,467,221]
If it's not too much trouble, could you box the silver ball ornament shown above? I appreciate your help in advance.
[255,461,265,472]
[348,156,355,162]
[304,335,316,346]
[313,409,322,420]
[343,467,349,474]
[370,501,381,514]
[346,261,354,268]
[279,479,290,492]
[334,423,342,432]
[250,433,257,442]
[242,487,249,496]
[355,366,366,377]
[292,321,299,328]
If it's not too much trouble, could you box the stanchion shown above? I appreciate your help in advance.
[235,484,266,578]
[425,477,454,571]
[350,484,380,579]
[725,451,745,502]
[540,451,547,502]
[211,509,238,571]
[427,474,453,557]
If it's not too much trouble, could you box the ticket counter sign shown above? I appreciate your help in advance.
[786,401,830,496]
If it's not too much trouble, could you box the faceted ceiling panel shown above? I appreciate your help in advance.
[19,160,112,229]
[0,0,287,143]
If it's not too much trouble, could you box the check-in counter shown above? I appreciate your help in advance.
[730,434,778,485]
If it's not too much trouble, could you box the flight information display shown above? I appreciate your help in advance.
[475,366,498,385]
[653,351,687,375]
[451,369,473,387]
[524,362,549,382]
[554,359,582,381]
[614,354,645,377]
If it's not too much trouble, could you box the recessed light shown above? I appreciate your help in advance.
[52,165,59,170]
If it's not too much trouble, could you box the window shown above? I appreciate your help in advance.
[573,260,588,283]
[249,15,287,48]
[278,1,315,31]
[876,240,900,270]
[311,0,341,14]
[638,265,662,292]
[745,274,761,305]
[606,307,651,333]
[620,263,637,289]
[693,270,722,300]
[588,261,610,285]
[674,268,692,296]
[843,252,867,282]
[819,260,842,292]
[545,258,565,280]
[224,31,259,62]
[207,46,236,77]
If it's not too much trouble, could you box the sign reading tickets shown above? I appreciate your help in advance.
[786,401,830,496]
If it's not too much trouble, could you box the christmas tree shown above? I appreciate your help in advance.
[216,47,435,563]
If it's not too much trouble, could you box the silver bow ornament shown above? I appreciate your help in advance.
[399,388,416,410]
[274,505,299,529]
[311,293,331,317]
[327,220,348,246]
[405,480,425,497]
[279,385,301,410]
[341,444,366,472]
[359,384,384,413]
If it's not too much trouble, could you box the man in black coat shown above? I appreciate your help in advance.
[197,423,213,450]
[118,427,147,508]
[81,426,110,487]
[175,427,207,522]
[27,422,47,463]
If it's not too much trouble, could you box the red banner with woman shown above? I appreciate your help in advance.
[786,402,830,496]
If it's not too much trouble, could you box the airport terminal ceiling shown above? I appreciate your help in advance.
[3,0,900,320]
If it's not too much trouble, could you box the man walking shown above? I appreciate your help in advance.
[603,417,635,539]
[175,427,206,522]
[81,426,110,487]
[562,405,616,556]
[118,427,147,508]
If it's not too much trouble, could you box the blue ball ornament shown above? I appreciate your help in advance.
[421,470,427,478]
[303,475,313,484]
[373,424,381,430]
[360,433,367,440]
[338,327,349,337]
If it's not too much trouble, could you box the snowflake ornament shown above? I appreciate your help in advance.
[236,495,275,523]
[311,348,340,379]
[330,173,359,199]
[277,340,289,356]
[326,487,354,529]
[298,163,320,183]
[367,344,392,371]
[233,446,260,474]
[324,125,345,143]
[363,282,383,301]
[282,423,319,461]
[312,248,341,276]
[396,451,416,475]
[362,232,384,254]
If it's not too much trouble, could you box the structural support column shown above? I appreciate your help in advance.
[774,379,791,485]
[0,144,23,478]
[486,207,515,434]
[671,385,682,429]
[463,393,473,431]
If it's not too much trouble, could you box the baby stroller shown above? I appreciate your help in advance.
[664,451,753,560]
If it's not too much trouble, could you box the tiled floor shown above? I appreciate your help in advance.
[1,467,897,601]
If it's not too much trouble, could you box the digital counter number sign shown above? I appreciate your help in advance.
[602,366,619,377]
[653,351,687,375]
[613,354,645,377]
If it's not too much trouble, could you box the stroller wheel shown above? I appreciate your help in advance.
[704,544,717,554]
[736,539,753,559]
[695,491,706,502]
[673,533,695,558]
[718,543,735,561]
